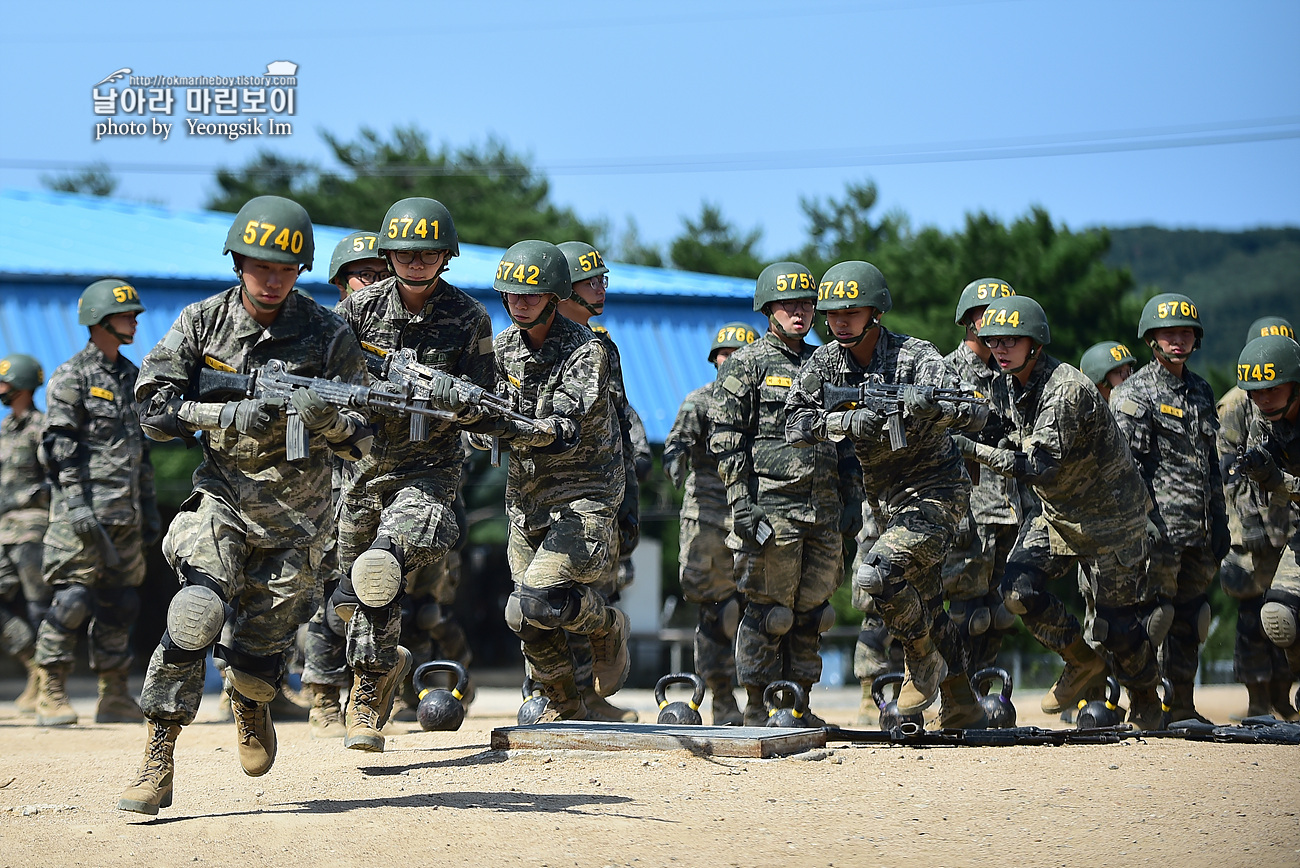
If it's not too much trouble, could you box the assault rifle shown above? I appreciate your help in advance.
[822,382,988,451]
[197,359,455,461]
[375,348,539,439]
[825,723,1135,747]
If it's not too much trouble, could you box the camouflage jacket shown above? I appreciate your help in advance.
[945,342,1021,525]
[626,403,653,482]
[1111,361,1226,547]
[1246,413,1300,512]
[1004,355,1150,557]
[663,382,729,525]
[592,325,645,504]
[0,408,49,545]
[784,328,970,508]
[337,277,494,494]
[491,315,624,531]
[44,342,154,527]
[137,288,367,547]
[710,333,861,530]
[1217,386,1292,549]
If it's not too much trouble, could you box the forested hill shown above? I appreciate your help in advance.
[1105,226,1300,370]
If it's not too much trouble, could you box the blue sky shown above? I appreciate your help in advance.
[2,0,1296,257]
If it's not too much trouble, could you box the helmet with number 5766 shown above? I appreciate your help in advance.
[955,277,1015,326]
[977,295,1051,346]
[753,262,816,312]
[377,198,459,256]
[223,195,314,269]
[78,278,146,326]
[816,261,892,313]
[709,321,759,362]
[1138,293,1203,342]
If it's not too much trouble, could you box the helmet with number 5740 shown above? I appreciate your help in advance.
[223,195,314,268]
[377,198,459,256]
[753,262,816,312]
[976,295,1051,346]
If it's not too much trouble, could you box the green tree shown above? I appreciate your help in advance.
[208,127,602,249]
[41,161,119,197]
[614,217,665,267]
[669,202,765,278]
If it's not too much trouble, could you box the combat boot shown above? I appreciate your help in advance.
[35,663,78,726]
[1267,677,1299,721]
[534,676,587,723]
[345,646,412,751]
[1127,685,1165,731]
[1244,681,1272,718]
[588,608,630,697]
[1166,680,1212,725]
[231,692,276,776]
[796,683,838,730]
[95,667,144,723]
[305,683,345,739]
[936,675,988,730]
[855,680,877,727]
[708,679,743,726]
[896,637,946,715]
[1040,636,1109,714]
[117,719,181,815]
[581,686,639,722]
[743,685,767,726]
[14,649,39,714]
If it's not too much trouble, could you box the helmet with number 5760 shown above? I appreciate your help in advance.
[1237,334,1300,392]
[377,198,459,256]
[954,277,1015,326]
[78,278,146,326]
[976,295,1051,346]
[753,262,816,312]
[816,261,892,313]
[223,195,314,268]
[493,240,572,300]
[1138,292,1202,342]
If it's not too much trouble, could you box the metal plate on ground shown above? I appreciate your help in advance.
[491,722,827,758]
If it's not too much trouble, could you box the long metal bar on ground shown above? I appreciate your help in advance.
[491,722,827,758]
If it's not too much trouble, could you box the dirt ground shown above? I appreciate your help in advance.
[1,680,1297,868]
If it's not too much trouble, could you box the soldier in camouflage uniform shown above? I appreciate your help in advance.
[710,261,864,727]
[1233,335,1300,688]
[943,278,1028,671]
[1110,293,1229,723]
[328,229,389,301]
[0,354,51,712]
[785,261,989,727]
[663,321,759,725]
[482,240,630,723]
[118,197,373,815]
[555,240,641,722]
[1217,317,1298,720]
[963,295,1165,729]
[1079,341,1137,402]
[327,198,494,752]
[34,279,159,728]
[849,497,906,725]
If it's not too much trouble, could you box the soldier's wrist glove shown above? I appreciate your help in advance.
[838,407,883,439]
[1239,446,1285,491]
[141,498,162,548]
[1210,512,1231,563]
[220,398,280,436]
[663,451,688,488]
[63,493,102,539]
[902,385,943,423]
[532,416,580,453]
[1010,447,1060,485]
[982,446,1021,477]
[289,387,340,433]
[426,371,464,412]
[730,494,770,546]
[839,500,864,538]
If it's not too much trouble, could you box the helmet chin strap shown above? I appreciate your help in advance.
[833,313,879,348]
[234,260,298,314]
[1005,342,1040,376]
[1146,337,1195,367]
[1263,384,1300,422]
[101,322,135,344]
[572,295,603,317]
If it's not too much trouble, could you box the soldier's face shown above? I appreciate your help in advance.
[341,258,390,295]
[241,258,300,307]
[826,308,875,342]
[1250,382,1297,421]
[103,312,138,342]
[1150,327,1197,361]
[572,276,606,315]
[988,335,1031,371]
[507,292,551,325]
[1105,364,1133,388]
[713,348,735,368]
[770,300,814,337]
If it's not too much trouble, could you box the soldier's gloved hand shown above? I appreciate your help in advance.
[64,493,102,540]
[663,451,688,488]
[839,500,864,538]
[843,407,883,439]
[1015,448,1060,485]
[532,416,579,452]
[1210,512,1231,562]
[220,397,279,435]
[290,387,339,433]
[902,385,943,423]
[731,496,769,546]
[1239,446,1284,491]
[141,497,162,548]
[426,372,464,412]
[983,447,1022,477]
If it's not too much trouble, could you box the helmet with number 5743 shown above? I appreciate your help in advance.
[954,277,1015,325]
[977,295,1051,346]
[329,230,383,284]
[1237,334,1300,392]
[494,240,572,300]
[709,321,759,362]
[1138,293,1203,341]
[223,195,314,268]
[78,278,145,326]
[753,262,816,312]
[377,198,459,256]
[816,261,892,313]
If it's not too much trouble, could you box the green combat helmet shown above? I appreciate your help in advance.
[223,195,314,268]
[557,241,609,317]
[1237,334,1300,392]
[978,295,1051,345]
[753,261,816,312]
[1080,341,1137,386]
[329,230,383,285]
[709,321,760,363]
[78,278,145,326]
[0,354,44,392]
[1246,316,1296,343]
[378,198,458,255]
[1138,292,1202,343]
[495,240,572,330]
[954,277,1015,326]
[817,261,891,346]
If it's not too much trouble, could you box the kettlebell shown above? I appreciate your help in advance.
[655,673,705,725]
[872,672,924,731]
[1075,676,1122,729]
[1158,677,1174,730]
[517,677,549,726]
[971,666,1017,729]
[763,680,810,728]
[413,660,469,732]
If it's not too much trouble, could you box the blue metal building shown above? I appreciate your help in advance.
[0,189,767,441]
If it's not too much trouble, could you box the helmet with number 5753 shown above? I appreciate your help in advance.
[954,277,1015,326]
[377,198,459,256]
[78,278,146,326]
[753,262,816,313]
[816,261,892,313]
[976,295,1051,346]
[223,195,314,268]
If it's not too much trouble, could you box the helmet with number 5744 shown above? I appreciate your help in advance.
[977,295,1051,346]
[1138,293,1203,341]
[709,321,759,362]
[78,278,145,326]
[329,230,383,284]
[816,261,892,313]
[753,262,816,313]
[1237,334,1300,392]
[223,195,314,268]
[955,277,1015,325]
[377,198,459,256]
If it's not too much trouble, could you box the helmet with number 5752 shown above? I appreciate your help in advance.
[377,198,459,256]
[223,195,315,269]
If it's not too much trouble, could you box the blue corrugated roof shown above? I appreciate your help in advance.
[1,188,767,440]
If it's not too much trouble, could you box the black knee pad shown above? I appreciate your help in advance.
[213,645,283,698]
[0,610,34,656]
[857,621,891,654]
[792,602,836,636]
[1218,557,1254,599]
[1172,594,1212,643]
[699,595,741,645]
[1094,605,1150,656]
[93,586,140,629]
[741,601,795,639]
[855,551,906,599]
[514,585,580,630]
[1000,563,1049,617]
[48,584,94,633]
[416,601,443,632]
[511,620,552,644]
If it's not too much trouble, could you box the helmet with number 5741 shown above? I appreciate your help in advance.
[377,198,459,256]
[223,195,314,268]
[753,262,816,312]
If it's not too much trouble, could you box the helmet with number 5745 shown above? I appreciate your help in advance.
[816,261,892,313]
[377,198,459,256]
[753,262,816,312]
[976,295,1051,346]
[955,277,1015,325]
[1237,334,1300,392]
[223,195,314,268]
[1138,293,1203,342]
[78,278,145,326]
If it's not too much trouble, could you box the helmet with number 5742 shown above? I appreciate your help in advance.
[753,262,816,312]
[494,240,572,300]
[223,195,314,268]
[377,198,459,256]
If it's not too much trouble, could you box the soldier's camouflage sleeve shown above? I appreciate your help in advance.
[785,351,834,446]
[662,392,701,484]
[627,404,652,482]
[707,349,759,497]
[42,365,89,500]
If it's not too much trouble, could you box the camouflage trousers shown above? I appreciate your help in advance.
[141,493,325,726]
[732,516,842,687]
[301,543,349,688]
[1220,545,1289,684]
[679,518,738,685]
[338,479,459,675]
[401,550,472,674]
[1147,539,1219,687]
[35,520,145,672]
[942,515,1018,670]
[0,540,51,634]
[1267,539,1300,675]
[508,502,618,687]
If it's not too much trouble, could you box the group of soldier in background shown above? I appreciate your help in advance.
[0,191,1296,817]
